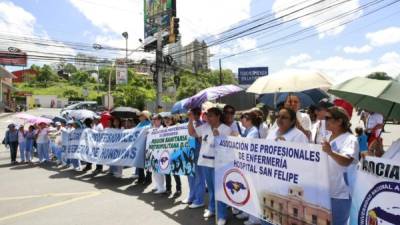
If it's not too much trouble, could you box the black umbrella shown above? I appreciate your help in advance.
[111,107,140,119]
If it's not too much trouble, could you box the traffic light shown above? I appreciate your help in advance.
[169,17,180,43]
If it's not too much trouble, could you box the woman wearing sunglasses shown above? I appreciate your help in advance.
[322,107,359,225]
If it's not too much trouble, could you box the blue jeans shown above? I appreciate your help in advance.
[37,143,49,162]
[19,142,26,162]
[187,164,205,205]
[25,140,33,161]
[201,166,227,218]
[331,198,351,225]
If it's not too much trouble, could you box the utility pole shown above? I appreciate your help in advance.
[155,17,163,111]
[219,58,223,85]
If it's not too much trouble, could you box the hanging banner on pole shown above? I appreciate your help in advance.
[215,136,332,224]
[116,64,128,84]
[62,127,148,167]
[145,124,196,176]
[350,156,400,225]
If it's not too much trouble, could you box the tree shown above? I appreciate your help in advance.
[63,63,78,74]
[63,89,80,99]
[367,72,393,80]
[70,71,90,85]
[36,65,57,87]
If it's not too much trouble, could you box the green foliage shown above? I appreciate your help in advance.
[113,74,155,110]
[63,63,78,74]
[36,65,58,87]
[175,69,237,100]
[63,89,80,99]
[70,71,90,85]
[367,72,393,80]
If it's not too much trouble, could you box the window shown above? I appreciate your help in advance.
[293,208,298,217]
[299,191,303,197]
[279,203,283,211]
[271,200,274,208]
[263,198,266,204]
[312,215,318,224]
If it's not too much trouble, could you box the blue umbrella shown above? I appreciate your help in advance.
[184,85,243,109]
[259,89,328,109]
[171,98,189,114]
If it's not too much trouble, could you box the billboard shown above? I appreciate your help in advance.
[0,51,27,66]
[116,64,128,84]
[143,0,176,50]
[238,67,268,85]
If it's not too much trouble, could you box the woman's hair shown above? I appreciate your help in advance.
[110,117,121,129]
[355,127,364,136]
[207,107,223,120]
[29,125,35,130]
[280,107,297,128]
[243,111,261,128]
[327,106,352,133]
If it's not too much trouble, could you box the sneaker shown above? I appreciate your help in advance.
[74,167,81,172]
[151,187,158,192]
[232,208,240,215]
[154,189,166,194]
[236,212,249,220]
[203,209,215,218]
[189,203,205,209]
[217,219,226,225]
[164,190,172,196]
[181,198,192,204]
[173,190,182,198]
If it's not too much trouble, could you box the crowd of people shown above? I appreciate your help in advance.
[2,94,395,225]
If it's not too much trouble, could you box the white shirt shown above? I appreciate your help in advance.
[327,132,359,199]
[36,128,49,144]
[93,123,104,131]
[228,121,240,136]
[366,113,384,136]
[297,111,312,131]
[266,127,309,143]
[18,131,26,143]
[311,120,331,144]
[383,138,400,159]
[195,123,232,168]
[259,122,269,139]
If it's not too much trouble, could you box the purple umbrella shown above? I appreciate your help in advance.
[184,85,243,109]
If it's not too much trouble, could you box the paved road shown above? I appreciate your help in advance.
[0,108,398,225]
[0,108,239,225]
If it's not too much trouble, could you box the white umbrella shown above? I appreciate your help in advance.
[67,110,96,120]
[246,69,332,94]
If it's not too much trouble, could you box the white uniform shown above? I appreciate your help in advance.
[195,123,232,168]
[311,120,331,144]
[327,132,359,199]
[297,111,312,131]
[266,126,309,143]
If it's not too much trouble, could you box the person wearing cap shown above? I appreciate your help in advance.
[35,122,50,163]
[17,125,27,163]
[312,100,334,144]
[132,111,152,182]
[4,124,19,164]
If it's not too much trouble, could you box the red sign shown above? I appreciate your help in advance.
[0,51,27,66]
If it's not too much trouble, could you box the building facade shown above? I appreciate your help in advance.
[167,39,209,73]
[262,186,331,225]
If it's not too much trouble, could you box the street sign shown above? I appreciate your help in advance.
[116,64,128,84]
[0,51,27,66]
[238,67,269,85]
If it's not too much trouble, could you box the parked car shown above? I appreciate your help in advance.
[61,101,105,113]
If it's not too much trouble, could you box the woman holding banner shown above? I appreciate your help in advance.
[163,114,182,197]
[322,107,359,225]
[188,107,232,225]
[150,114,166,194]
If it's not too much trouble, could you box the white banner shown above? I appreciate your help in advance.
[350,156,400,225]
[215,136,332,224]
[62,127,148,167]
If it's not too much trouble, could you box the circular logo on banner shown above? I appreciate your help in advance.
[159,150,170,172]
[358,181,400,225]
[223,168,250,206]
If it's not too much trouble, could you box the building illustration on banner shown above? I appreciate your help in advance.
[261,186,331,225]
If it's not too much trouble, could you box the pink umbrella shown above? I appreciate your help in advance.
[15,113,52,124]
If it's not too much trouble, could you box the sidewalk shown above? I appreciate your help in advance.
[0,112,14,119]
